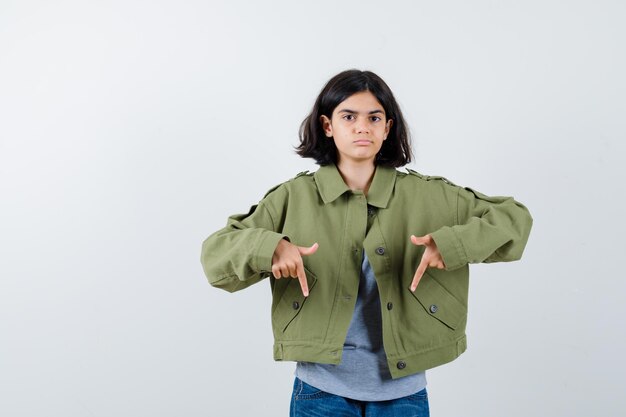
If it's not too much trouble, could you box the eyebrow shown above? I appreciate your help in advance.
[337,108,385,115]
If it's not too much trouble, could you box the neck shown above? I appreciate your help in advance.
[336,159,376,195]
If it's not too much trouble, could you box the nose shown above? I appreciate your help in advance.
[354,119,370,134]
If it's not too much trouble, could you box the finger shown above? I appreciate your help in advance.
[426,252,445,270]
[272,264,282,279]
[288,262,298,278]
[279,265,290,278]
[427,255,439,268]
[296,262,309,297]
[298,242,319,256]
[411,259,428,292]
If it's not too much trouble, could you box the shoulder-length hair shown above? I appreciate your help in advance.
[296,69,412,167]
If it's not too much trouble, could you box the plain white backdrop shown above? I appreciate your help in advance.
[1,1,625,416]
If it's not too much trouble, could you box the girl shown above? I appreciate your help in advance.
[201,70,533,416]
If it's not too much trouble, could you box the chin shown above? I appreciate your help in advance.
[351,155,377,164]
[337,150,378,164]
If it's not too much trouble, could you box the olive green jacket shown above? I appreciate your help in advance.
[201,164,533,378]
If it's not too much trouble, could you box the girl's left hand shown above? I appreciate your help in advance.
[410,234,446,292]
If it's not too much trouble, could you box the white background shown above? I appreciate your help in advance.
[1,1,625,416]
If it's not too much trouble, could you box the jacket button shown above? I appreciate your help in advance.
[387,302,393,310]
[376,247,385,255]
[397,361,406,370]
[292,301,300,310]
[429,304,438,313]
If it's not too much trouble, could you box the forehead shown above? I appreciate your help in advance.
[334,91,384,114]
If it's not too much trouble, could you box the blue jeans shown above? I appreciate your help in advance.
[290,378,430,417]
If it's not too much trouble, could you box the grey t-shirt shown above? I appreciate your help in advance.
[295,251,426,401]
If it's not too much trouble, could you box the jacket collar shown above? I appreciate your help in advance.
[314,163,397,208]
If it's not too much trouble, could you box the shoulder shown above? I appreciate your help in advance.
[397,167,461,190]
[398,168,511,204]
[261,170,316,200]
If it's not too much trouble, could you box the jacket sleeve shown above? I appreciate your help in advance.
[429,186,533,271]
[200,200,287,292]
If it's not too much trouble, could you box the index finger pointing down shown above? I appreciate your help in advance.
[296,263,309,297]
[411,259,428,292]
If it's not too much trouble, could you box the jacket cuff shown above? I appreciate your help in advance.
[430,226,467,271]
[256,231,288,272]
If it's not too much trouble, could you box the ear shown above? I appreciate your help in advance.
[320,115,333,137]
[384,119,393,140]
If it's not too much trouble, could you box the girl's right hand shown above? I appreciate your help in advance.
[271,239,319,297]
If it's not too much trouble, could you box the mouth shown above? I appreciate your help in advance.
[353,139,373,145]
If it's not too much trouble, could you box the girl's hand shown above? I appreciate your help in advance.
[410,234,445,292]
[271,239,319,297]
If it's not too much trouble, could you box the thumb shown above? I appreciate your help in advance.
[410,235,430,246]
[298,242,319,256]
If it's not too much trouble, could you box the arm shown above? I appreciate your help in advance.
[429,186,533,271]
[200,201,287,292]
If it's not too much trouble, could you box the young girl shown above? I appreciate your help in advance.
[201,70,533,416]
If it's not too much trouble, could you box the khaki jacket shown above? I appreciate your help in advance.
[201,164,533,378]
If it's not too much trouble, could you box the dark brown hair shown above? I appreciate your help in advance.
[296,69,412,167]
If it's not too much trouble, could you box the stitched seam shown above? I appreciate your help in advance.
[374,215,401,353]
[454,186,460,226]
[259,201,276,231]
[322,195,348,341]
[386,334,466,359]
[213,273,238,282]
[452,227,469,267]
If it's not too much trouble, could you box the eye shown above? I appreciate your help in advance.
[342,114,355,121]
[371,116,382,122]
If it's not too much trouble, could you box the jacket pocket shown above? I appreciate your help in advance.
[271,267,318,333]
[409,271,466,330]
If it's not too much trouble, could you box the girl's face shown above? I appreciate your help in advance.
[320,91,393,166]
